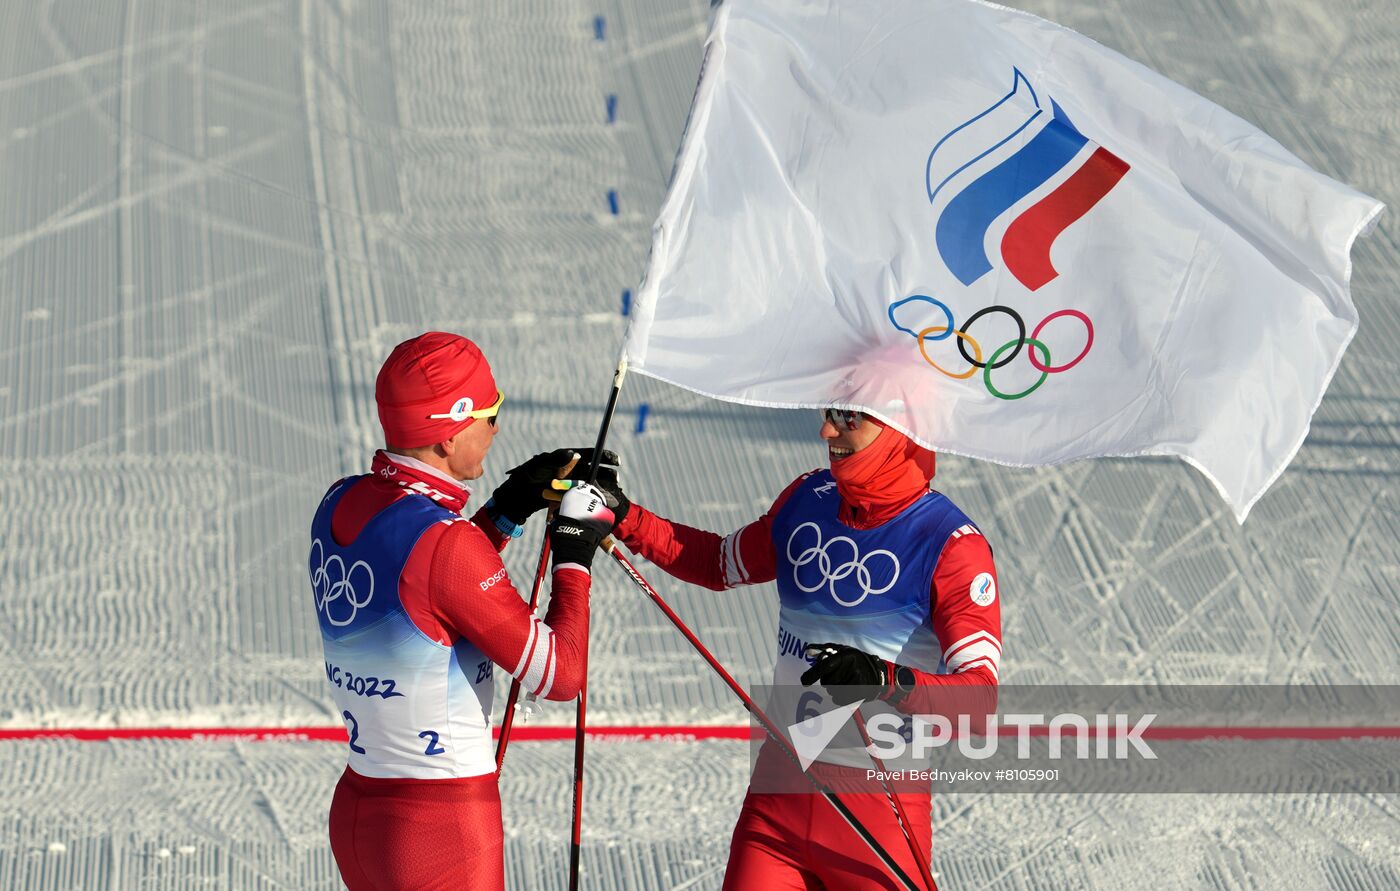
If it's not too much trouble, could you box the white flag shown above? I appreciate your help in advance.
[623,0,1383,521]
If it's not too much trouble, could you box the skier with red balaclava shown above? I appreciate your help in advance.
[596,408,1002,889]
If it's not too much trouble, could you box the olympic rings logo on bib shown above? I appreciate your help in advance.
[786,522,901,608]
[310,538,375,627]
[888,295,1093,401]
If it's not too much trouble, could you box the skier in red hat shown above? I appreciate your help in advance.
[310,331,617,891]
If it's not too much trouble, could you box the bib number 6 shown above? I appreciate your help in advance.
[794,690,824,738]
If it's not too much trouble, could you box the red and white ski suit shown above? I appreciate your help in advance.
[324,451,589,891]
[613,427,1001,889]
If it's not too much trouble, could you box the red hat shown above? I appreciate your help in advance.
[375,332,498,448]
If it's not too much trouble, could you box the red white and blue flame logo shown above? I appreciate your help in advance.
[887,70,1131,401]
[927,68,1129,291]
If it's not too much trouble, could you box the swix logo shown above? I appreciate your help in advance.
[927,68,1129,291]
[479,567,508,591]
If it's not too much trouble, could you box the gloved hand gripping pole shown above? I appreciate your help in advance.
[495,454,581,772]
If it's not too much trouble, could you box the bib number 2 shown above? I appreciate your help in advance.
[341,712,446,758]
[343,710,367,754]
[418,730,446,756]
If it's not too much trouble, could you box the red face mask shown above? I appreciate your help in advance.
[828,423,937,525]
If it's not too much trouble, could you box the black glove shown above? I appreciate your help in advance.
[800,642,892,706]
[488,448,619,526]
[548,482,618,569]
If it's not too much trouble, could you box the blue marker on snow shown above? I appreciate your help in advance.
[607,189,619,216]
[594,16,606,41]
[635,403,650,434]
[605,93,618,124]
[621,289,632,316]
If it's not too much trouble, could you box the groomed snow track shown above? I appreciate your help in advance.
[1,0,1398,888]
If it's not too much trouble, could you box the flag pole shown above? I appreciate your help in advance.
[584,357,627,485]
[569,356,629,891]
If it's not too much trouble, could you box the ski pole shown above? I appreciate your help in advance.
[495,455,582,772]
[569,357,629,891]
[603,543,925,891]
[569,672,588,890]
[854,705,937,891]
[493,530,549,770]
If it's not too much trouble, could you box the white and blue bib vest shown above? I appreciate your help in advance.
[310,478,496,779]
[769,471,978,766]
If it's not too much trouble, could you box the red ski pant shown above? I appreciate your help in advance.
[329,766,504,891]
[722,746,933,891]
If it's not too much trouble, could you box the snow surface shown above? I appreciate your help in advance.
[0,0,1397,887]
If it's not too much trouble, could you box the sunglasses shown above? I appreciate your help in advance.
[429,389,505,427]
[820,407,867,431]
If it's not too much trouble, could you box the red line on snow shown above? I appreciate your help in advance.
[0,725,759,743]
[0,725,1397,743]
[998,725,1400,741]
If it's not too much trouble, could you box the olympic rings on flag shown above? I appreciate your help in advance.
[984,337,1050,400]
[918,326,981,380]
[887,295,1093,401]
[887,295,954,340]
[1029,309,1093,373]
[957,305,1025,370]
